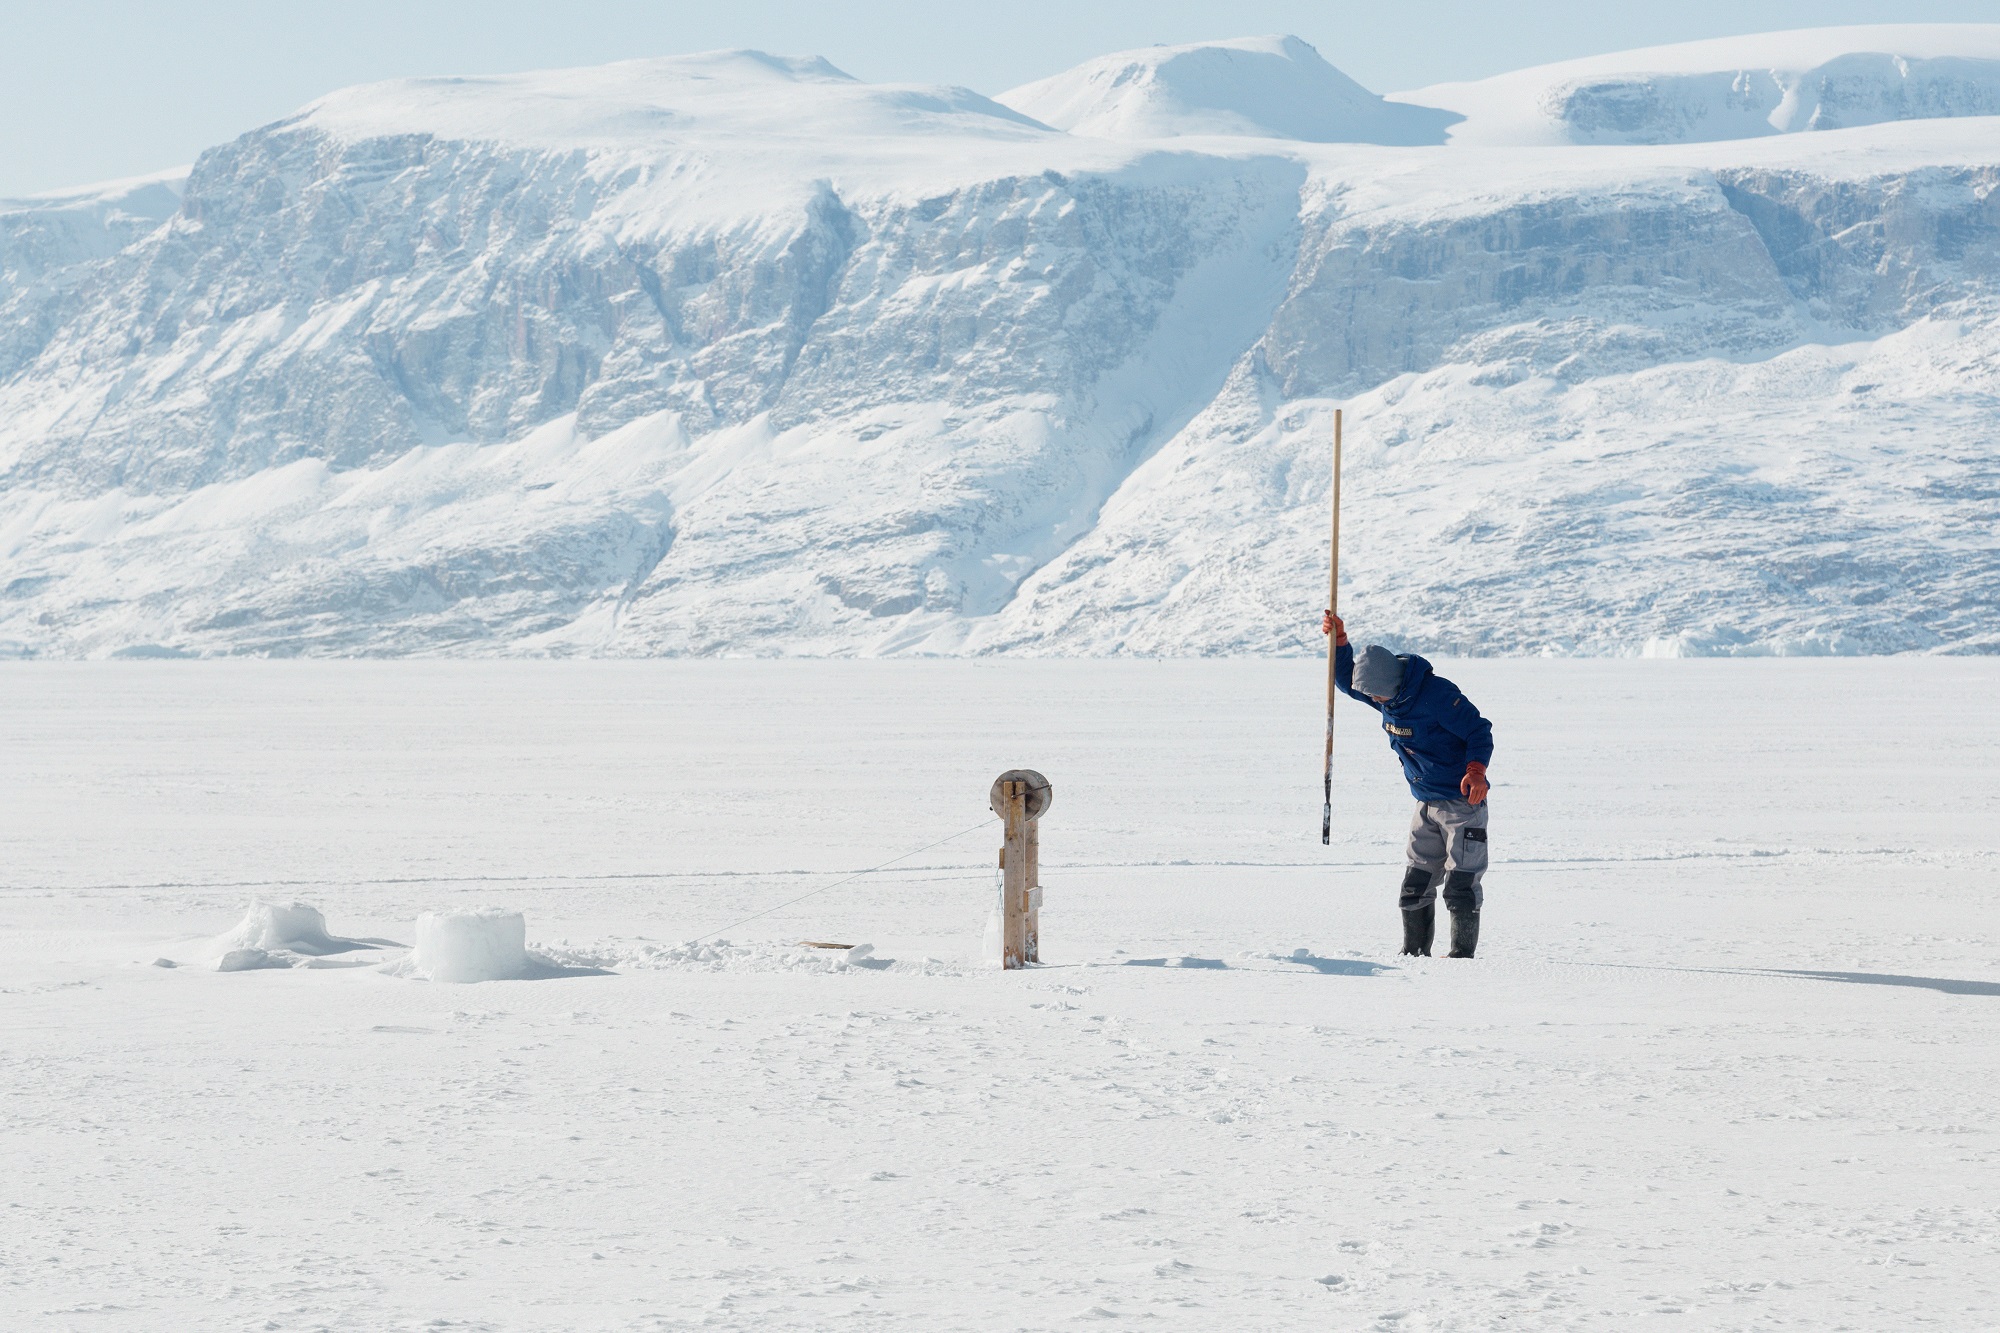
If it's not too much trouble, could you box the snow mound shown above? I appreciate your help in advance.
[997,35,1459,144]
[372,909,606,982]
[400,909,531,982]
[213,901,349,954]
[1400,23,2000,144]
[201,901,399,970]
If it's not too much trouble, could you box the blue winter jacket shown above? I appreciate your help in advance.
[1335,645,1495,803]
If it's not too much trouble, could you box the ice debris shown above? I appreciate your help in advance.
[217,947,284,972]
[200,900,402,971]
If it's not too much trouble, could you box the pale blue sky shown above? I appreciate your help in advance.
[3,0,1993,196]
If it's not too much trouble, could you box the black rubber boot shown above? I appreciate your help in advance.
[1400,905,1435,957]
[1448,911,1479,959]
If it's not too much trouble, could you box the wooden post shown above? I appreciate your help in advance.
[1001,779,1029,969]
[991,768,1052,970]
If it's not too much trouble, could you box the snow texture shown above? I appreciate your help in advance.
[2,658,1997,1329]
[2,30,2000,658]
[537,937,902,974]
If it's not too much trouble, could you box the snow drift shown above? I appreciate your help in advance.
[3,29,2000,658]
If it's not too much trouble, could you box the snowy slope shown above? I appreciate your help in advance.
[995,34,1459,145]
[1399,24,2000,145]
[2,32,1999,658]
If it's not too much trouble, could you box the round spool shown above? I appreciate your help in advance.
[989,769,1053,821]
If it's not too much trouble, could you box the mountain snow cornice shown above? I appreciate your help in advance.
[3,31,1999,658]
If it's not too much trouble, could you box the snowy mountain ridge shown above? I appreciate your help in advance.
[1402,24,2000,145]
[299,50,1052,159]
[1,27,1998,658]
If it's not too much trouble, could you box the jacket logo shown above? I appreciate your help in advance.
[1383,722,1414,737]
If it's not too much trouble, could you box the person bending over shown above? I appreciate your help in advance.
[1322,612,1495,959]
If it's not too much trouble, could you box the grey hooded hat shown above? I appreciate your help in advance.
[1352,644,1404,699]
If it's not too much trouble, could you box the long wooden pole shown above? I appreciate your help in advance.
[1321,409,1342,845]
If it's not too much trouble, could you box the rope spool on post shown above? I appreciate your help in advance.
[990,769,1052,969]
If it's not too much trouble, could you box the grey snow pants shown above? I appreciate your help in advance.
[1401,798,1489,914]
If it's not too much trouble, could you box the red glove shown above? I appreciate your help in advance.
[1321,611,1348,645]
[1460,762,1489,805]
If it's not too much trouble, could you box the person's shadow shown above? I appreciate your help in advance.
[1595,962,2000,997]
[1761,969,2000,997]
[1283,953,1393,977]
[1121,953,1392,976]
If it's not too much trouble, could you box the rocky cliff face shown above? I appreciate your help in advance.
[2,36,1998,658]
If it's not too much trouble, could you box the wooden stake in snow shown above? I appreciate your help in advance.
[991,769,1052,969]
[1322,408,1343,846]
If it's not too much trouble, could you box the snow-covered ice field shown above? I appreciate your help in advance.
[3,659,1998,1331]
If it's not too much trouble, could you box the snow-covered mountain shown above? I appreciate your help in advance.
[1402,24,2000,145]
[0,169,186,306]
[2,29,1998,658]
[996,34,1460,145]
